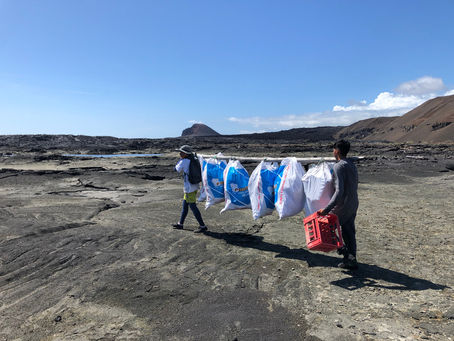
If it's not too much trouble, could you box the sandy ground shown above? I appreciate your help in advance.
[0,148,453,340]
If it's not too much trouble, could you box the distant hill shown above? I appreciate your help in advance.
[181,124,220,137]
[335,117,397,140]
[232,126,343,142]
[336,95,454,143]
[179,123,342,141]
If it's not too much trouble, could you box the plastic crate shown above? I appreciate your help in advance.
[303,212,343,252]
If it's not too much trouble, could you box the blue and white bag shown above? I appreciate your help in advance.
[203,154,227,209]
[221,160,251,213]
[248,161,279,220]
[274,157,306,219]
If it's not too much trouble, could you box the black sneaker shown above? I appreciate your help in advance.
[172,223,183,230]
[338,255,358,270]
[194,226,207,233]
[337,246,348,256]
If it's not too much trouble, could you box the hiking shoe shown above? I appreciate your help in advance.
[194,226,208,233]
[337,246,348,256]
[338,255,358,270]
[172,223,183,230]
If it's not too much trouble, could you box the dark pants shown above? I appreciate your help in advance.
[180,200,205,226]
[340,214,357,258]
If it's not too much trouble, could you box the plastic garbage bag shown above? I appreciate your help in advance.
[302,162,334,216]
[221,160,251,213]
[274,157,306,219]
[197,155,207,202]
[203,154,227,209]
[248,161,279,219]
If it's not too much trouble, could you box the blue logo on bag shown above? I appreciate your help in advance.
[261,168,279,209]
[226,167,250,207]
[206,162,226,198]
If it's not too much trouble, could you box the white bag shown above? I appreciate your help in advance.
[302,162,334,216]
[197,155,207,202]
[203,154,227,209]
[221,160,251,213]
[248,161,279,220]
[274,157,306,219]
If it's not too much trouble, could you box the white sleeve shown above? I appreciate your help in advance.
[175,159,184,173]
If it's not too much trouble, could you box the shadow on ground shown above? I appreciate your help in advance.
[204,230,448,292]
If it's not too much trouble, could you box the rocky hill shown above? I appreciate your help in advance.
[336,95,454,143]
[334,117,397,140]
[233,126,343,142]
[181,123,220,137]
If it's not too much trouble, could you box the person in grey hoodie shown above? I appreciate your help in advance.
[319,140,359,269]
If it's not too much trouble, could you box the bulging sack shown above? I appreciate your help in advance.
[248,161,279,220]
[221,160,251,213]
[197,155,207,202]
[302,162,334,216]
[203,154,227,209]
[274,157,306,219]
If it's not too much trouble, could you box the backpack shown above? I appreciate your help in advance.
[187,153,202,184]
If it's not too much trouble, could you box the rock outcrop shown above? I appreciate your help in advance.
[181,124,221,137]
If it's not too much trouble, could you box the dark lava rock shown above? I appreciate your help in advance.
[144,175,165,181]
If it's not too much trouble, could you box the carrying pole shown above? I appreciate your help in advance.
[198,154,364,165]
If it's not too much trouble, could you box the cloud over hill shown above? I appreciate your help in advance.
[336,94,454,143]
[227,76,454,133]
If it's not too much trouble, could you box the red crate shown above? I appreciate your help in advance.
[303,212,343,252]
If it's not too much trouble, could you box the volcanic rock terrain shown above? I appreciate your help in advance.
[0,135,453,340]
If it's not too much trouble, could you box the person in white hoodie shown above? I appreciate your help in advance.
[172,145,207,233]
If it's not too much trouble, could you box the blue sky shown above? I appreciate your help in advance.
[1,0,454,138]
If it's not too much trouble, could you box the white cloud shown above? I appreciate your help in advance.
[333,91,432,114]
[228,91,436,131]
[227,76,451,132]
[227,76,452,133]
[395,76,445,95]
[228,112,365,130]
[189,120,203,124]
